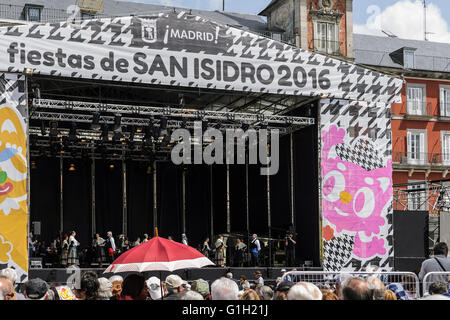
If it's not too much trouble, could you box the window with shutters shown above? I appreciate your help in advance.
[314,21,339,55]
[439,85,450,117]
[441,131,450,166]
[406,84,426,116]
[407,130,427,165]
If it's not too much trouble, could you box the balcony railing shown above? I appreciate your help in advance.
[313,39,343,56]
[393,151,450,166]
[399,101,434,117]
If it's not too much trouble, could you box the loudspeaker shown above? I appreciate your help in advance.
[393,211,428,272]
[32,221,41,236]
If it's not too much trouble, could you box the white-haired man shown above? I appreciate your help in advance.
[105,231,116,264]
[0,268,17,287]
[211,277,239,300]
[250,234,261,267]
[287,282,322,300]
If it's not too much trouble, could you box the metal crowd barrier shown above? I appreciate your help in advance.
[281,271,421,299]
[422,272,450,297]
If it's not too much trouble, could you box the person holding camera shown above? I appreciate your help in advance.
[285,232,296,267]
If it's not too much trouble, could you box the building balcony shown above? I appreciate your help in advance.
[393,151,450,168]
[398,101,434,120]
[313,39,344,56]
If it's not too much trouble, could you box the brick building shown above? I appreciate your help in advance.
[259,0,354,59]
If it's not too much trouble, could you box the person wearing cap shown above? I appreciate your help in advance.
[254,270,264,288]
[164,274,186,300]
[147,277,163,300]
[23,278,50,300]
[275,280,294,299]
[191,278,210,300]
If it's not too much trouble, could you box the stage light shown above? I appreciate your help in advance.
[159,117,168,137]
[31,161,37,169]
[113,113,122,131]
[260,122,268,130]
[146,166,152,175]
[68,163,76,172]
[23,68,35,75]
[49,121,59,138]
[40,121,46,136]
[112,131,123,143]
[109,163,115,170]
[69,122,77,141]
[91,112,101,130]
[101,124,109,142]
[129,125,136,142]
[241,123,250,131]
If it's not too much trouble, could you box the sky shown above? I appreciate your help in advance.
[126,0,450,43]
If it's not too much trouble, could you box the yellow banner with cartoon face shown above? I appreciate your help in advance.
[0,103,28,277]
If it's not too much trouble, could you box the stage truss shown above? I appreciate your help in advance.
[393,180,450,250]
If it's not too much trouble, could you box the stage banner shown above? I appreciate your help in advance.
[0,12,401,104]
[320,99,393,272]
[0,72,28,283]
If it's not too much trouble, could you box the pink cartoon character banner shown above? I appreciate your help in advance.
[320,98,394,271]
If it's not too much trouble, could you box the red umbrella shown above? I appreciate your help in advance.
[104,236,214,273]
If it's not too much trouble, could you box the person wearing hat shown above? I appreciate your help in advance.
[275,280,294,299]
[147,277,163,300]
[164,274,186,300]
[254,270,264,288]
[191,279,210,300]
[24,278,50,300]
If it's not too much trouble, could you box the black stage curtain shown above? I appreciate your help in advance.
[212,165,227,236]
[248,164,268,237]
[126,161,153,242]
[270,135,292,238]
[185,165,211,249]
[63,158,91,247]
[157,162,182,241]
[95,160,123,239]
[293,124,320,266]
[229,164,246,234]
[30,157,60,244]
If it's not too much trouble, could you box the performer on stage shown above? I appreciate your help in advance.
[93,233,106,268]
[234,238,247,267]
[202,237,211,258]
[285,232,297,267]
[68,231,80,267]
[214,235,226,267]
[105,231,116,264]
[250,234,261,267]
[61,233,69,267]
[134,237,141,247]
[28,232,37,258]
[181,234,188,246]
[142,234,149,243]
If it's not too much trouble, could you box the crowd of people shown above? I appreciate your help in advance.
[0,266,449,301]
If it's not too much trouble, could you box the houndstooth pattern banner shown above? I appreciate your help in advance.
[321,98,394,272]
[323,235,354,271]
[0,12,402,104]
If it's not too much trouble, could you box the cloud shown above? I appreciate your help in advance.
[354,0,450,43]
